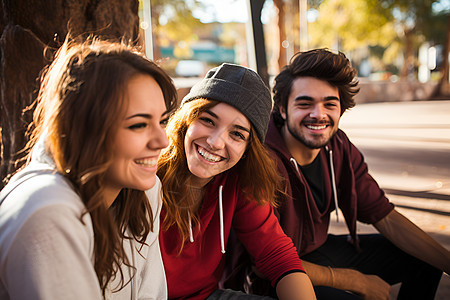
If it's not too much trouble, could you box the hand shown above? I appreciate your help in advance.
[352,273,390,300]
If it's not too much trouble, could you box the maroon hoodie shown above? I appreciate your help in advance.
[265,116,394,255]
[160,167,304,300]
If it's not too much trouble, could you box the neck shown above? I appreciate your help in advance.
[188,177,211,214]
[281,124,320,166]
[190,176,212,190]
[101,186,121,208]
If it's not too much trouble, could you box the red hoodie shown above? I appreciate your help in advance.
[159,168,304,300]
[265,116,394,255]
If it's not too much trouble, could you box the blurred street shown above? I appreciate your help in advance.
[331,100,450,299]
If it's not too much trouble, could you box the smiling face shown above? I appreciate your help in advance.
[103,74,169,204]
[184,102,251,187]
[280,76,341,153]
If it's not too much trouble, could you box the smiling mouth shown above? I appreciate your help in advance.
[305,124,328,130]
[197,145,223,162]
[135,158,158,167]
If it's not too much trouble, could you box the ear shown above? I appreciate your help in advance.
[279,105,287,120]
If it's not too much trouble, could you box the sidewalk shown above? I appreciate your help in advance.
[335,100,450,299]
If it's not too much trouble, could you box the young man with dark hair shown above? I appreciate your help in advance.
[224,49,449,300]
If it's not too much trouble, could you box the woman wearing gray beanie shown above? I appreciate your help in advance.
[158,63,316,300]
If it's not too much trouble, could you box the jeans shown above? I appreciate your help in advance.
[302,234,443,300]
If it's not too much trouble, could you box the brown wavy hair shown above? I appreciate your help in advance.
[157,98,280,251]
[25,37,177,294]
[273,48,360,126]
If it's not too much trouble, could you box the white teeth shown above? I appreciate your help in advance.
[306,124,327,130]
[135,159,157,167]
[198,147,222,162]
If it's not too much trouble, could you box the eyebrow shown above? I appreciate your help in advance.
[205,110,251,133]
[125,113,152,120]
[234,124,250,133]
[294,95,340,101]
[205,110,218,119]
[125,110,170,120]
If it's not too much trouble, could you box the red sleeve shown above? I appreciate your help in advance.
[231,193,304,287]
[346,135,394,224]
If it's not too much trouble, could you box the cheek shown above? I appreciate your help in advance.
[184,128,194,150]
[331,111,341,124]
[113,136,141,161]
[231,143,248,162]
[115,142,131,158]
[287,110,304,124]
[185,123,204,145]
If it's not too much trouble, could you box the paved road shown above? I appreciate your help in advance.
[334,100,450,299]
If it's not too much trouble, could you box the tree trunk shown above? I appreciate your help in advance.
[273,0,287,71]
[0,0,140,188]
[150,5,162,61]
[431,15,450,98]
[292,0,300,54]
[400,28,416,80]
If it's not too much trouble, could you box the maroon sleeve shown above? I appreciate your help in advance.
[346,136,394,224]
[232,192,304,287]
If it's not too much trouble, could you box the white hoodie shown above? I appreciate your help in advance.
[0,138,167,300]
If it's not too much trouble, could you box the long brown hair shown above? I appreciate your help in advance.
[157,98,280,249]
[26,37,177,294]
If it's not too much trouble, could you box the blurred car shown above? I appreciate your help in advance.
[175,60,205,77]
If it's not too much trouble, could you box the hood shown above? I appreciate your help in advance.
[265,115,293,162]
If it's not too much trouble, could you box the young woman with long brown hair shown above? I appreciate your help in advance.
[158,63,316,300]
[0,38,177,299]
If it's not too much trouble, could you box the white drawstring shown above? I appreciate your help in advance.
[187,185,225,254]
[291,153,339,222]
[188,211,194,243]
[327,147,339,222]
[218,185,225,254]
[290,158,300,175]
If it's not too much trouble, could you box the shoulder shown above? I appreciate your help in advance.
[1,171,84,215]
[333,129,351,144]
[0,171,93,261]
[329,129,361,154]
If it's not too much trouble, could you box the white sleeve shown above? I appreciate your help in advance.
[2,203,102,299]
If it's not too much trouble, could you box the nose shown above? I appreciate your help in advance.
[309,104,326,119]
[147,126,169,150]
[206,129,226,150]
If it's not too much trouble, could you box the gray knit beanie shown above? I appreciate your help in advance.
[181,63,272,142]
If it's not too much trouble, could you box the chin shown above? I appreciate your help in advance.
[133,178,157,191]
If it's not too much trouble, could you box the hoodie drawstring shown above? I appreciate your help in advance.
[326,146,339,222]
[290,158,301,175]
[187,185,225,254]
[291,152,339,223]
[218,185,225,254]
[188,211,194,243]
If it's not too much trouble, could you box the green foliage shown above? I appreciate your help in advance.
[149,0,205,58]
[308,0,396,51]
[372,0,448,45]
[307,0,448,77]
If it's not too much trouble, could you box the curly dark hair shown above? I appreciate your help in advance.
[272,48,359,125]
